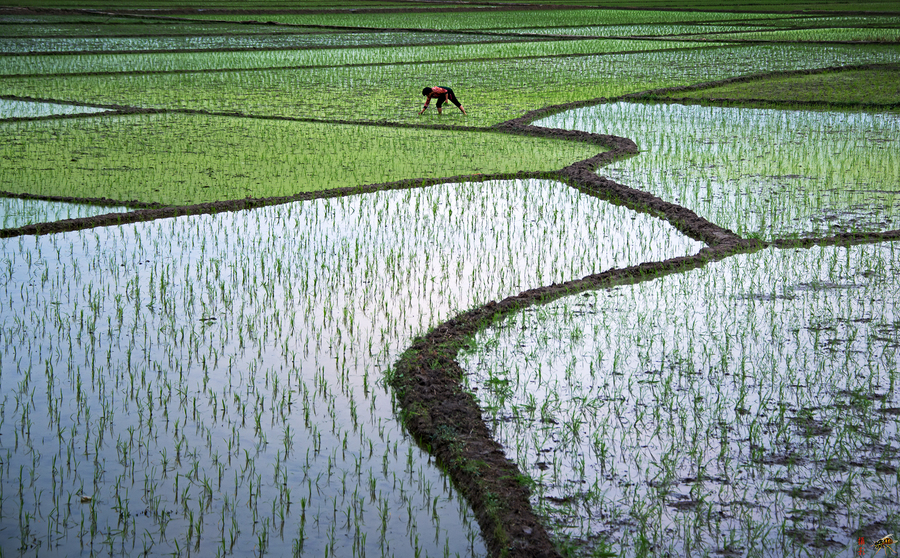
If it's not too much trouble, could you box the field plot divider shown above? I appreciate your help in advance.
[387,237,769,558]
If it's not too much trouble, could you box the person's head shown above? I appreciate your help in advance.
[422,87,433,97]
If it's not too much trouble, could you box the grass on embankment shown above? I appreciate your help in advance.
[0,112,602,205]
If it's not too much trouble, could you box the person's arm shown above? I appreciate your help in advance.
[419,94,432,115]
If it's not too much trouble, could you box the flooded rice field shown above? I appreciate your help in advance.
[0,98,109,119]
[0,179,701,556]
[461,242,900,557]
[0,198,130,229]
[3,5,898,556]
[535,102,900,240]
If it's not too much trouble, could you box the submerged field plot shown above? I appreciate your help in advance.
[1,2,900,557]
[461,243,900,557]
[537,101,900,240]
[0,180,701,556]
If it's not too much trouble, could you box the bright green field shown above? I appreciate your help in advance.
[4,0,898,9]
[0,113,601,205]
[3,44,899,129]
[178,9,831,30]
[0,39,711,76]
[663,64,900,106]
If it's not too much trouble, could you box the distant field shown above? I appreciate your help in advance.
[659,63,900,106]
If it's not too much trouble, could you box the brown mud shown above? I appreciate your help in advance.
[3,77,900,557]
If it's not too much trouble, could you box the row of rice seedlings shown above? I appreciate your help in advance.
[16,10,881,42]
[5,43,897,128]
[0,13,139,26]
[488,24,769,37]
[762,15,900,28]
[187,9,784,31]
[660,66,900,106]
[0,39,711,77]
[0,22,325,38]
[0,113,601,205]
[536,102,900,240]
[0,178,700,556]
[692,27,900,43]
[460,241,900,557]
[0,30,534,56]
[0,197,130,230]
[10,42,900,128]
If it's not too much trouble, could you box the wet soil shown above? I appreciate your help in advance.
[3,58,900,557]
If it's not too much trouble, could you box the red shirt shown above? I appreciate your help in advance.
[422,87,449,108]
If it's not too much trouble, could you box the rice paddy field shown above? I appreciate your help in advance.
[1,1,898,557]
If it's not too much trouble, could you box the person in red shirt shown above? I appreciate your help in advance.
[419,86,467,115]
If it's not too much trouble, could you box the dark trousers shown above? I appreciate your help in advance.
[436,87,462,109]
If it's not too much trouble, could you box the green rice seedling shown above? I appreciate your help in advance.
[192,9,787,31]
[4,7,896,557]
[0,113,599,205]
[4,43,897,127]
[0,39,715,77]
[695,27,900,43]
[663,65,900,107]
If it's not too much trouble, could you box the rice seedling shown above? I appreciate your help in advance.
[4,43,897,127]
[3,5,897,557]
[190,9,787,31]
[0,39,713,77]
[0,31,536,56]
[0,20,313,39]
[661,65,900,107]
[0,97,109,117]
[693,27,900,43]
[0,197,130,230]
[488,23,766,37]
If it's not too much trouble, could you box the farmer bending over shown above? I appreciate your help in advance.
[419,86,466,115]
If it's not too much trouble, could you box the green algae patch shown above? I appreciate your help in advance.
[0,112,601,205]
[662,64,900,107]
